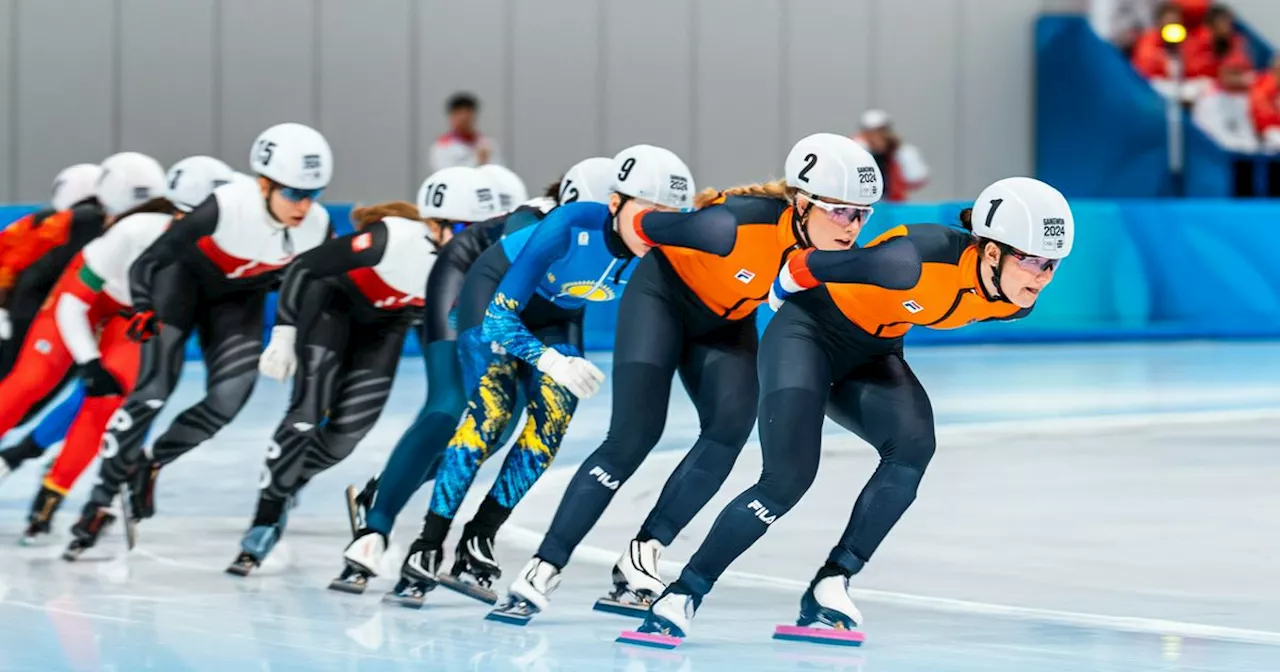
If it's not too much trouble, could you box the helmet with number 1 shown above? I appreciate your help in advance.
[165,156,235,212]
[785,133,882,206]
[558,157,614,205]
[51,164,104,211]
[611,145,695,211]
[417,166,500,222]
[249,122,333,190]
[970,177,1074,259]
[95,152,167,217]
[477,164,529,213]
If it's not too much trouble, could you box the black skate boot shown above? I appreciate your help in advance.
[384,538,443,609]
[63,503,118,561]
[344,476,379,537]
[438,524,502,605]
[126,458,161,523]
[0,436,45,483]
[22,485,65,546]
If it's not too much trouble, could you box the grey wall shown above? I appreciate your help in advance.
[0,0,1074,204]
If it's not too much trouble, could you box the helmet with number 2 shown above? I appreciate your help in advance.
[417,166,500,222]
[970,177,1074,260]
[250,122,333,190]
[165,156,235,212]
[558,157,614,205]
[785,133,882,206]
[611,145,695,211]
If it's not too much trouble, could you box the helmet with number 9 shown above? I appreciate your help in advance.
[96,152,167,216]
[250,122,333,190]
[784,133,882,206]
[165,156,235,212]
[558,157,614,205]
[417,166,500,222]
[970,177,1074,259]
[51,164,104,211]
[611,145,695,211]
[477,164,529,213]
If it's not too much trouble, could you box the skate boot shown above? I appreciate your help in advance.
[618,583,701,649]
[438,526,501,605]
[21,485,64,546]
[770,572,867,647]
[0,436,44,483]
[329,528,387,595]
[226,497,291,577]
[384,538,443,608]
[344,476,378,537]
[126,459,161,522]
[596,538,666,616]
[63,503,118,561]
[487,557,561,626]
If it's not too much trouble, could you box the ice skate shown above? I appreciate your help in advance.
[20,485,64,546]
[329,528,387,595]
[487,557,561,626]
[771,574,866,647]
[63,504,118,561]
[344,476,378,537]
[126,459,161,523]
[383,538,443,609]
[596,538,666,617]
[618,585,700,649]
[226,524,283,577]
[0,437,43,484]
[437,529,501,605]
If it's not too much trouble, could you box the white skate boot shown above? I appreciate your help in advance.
[770,573,867,647]
[329,528,387,595]
[487,557,562,626]
[617,586,700,648]
[595,538,666,616]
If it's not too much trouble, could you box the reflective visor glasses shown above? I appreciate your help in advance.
[806,198,874,226]
[278,186,325,203]
[1004,246,1061,273]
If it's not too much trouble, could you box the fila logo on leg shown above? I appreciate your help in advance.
[588,466,620,491]
[747,499,777,524]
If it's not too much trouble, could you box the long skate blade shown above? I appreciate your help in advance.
[772,624,865,647]
[593,597,650,617]
[225,553,257,577]
[485,608,534,626]
[382,591,426,609]
[437,574,497,605]
[328,576,369,595]
[116,493,138,551]
[343,485,360,537]
[616,630,682,649]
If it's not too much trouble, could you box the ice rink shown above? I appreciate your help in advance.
[0,341,1278,671]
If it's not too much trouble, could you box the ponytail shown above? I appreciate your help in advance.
[958,207,974,231]
[544,177,563,200]
[693,179,790,209]
[350,201,422,231]
[115,197,180,221]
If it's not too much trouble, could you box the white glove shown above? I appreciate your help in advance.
[536,348,605,399]
[259,325,298,381]
[0,308,10,341]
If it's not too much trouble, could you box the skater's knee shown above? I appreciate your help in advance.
[758,459,818,511]
[878,430,935,472]
[424,382,466,417]
[204,368,258,419]
[698,396,757,449]
[874,460,926,505]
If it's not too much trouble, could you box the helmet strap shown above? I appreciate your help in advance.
[606,194,637,260]
[980,241,1014,304]
[262,182,285,225]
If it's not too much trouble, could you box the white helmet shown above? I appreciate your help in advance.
[558,157,614,205]
[477,164,528,213]
[250,122,333,190]
[165,156,235,212]
[51,163,104,211]
[417,166,500,222]
[860,109,892,130]
[611,145,695,211]
[970,177,1074,259]
[785,133,883,206]
[95,152,167,216]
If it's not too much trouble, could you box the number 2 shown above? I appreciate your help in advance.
[561,178,580,203]
[617,157,636,182]
[984,199,1003,228]
[798,153,817,183]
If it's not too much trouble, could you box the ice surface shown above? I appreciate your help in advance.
[0,342,1277,671]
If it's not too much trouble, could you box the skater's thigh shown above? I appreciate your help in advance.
[827,354,936,468]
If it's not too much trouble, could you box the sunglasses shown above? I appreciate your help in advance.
[278,186,325,203]
[1004,246,1061,273]
[805,197,874,226]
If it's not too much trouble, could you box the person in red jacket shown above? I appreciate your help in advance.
[1132,3,1187,81]
[1250,57,1280,149]
[1184,4,1250,81]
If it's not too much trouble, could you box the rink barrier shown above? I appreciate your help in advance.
[3,198,1279,360]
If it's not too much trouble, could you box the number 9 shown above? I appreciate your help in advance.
[617,157,636,182]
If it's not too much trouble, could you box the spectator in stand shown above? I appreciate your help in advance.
[1184,5,1251,82]
[852,110,929,202]
[1132,3,1194,98]
[1249,57,1280,152]
[429,92,502,172]
[1192,54,1259,152]
[1174,0,1211,28]
[1091,0,1160,57]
